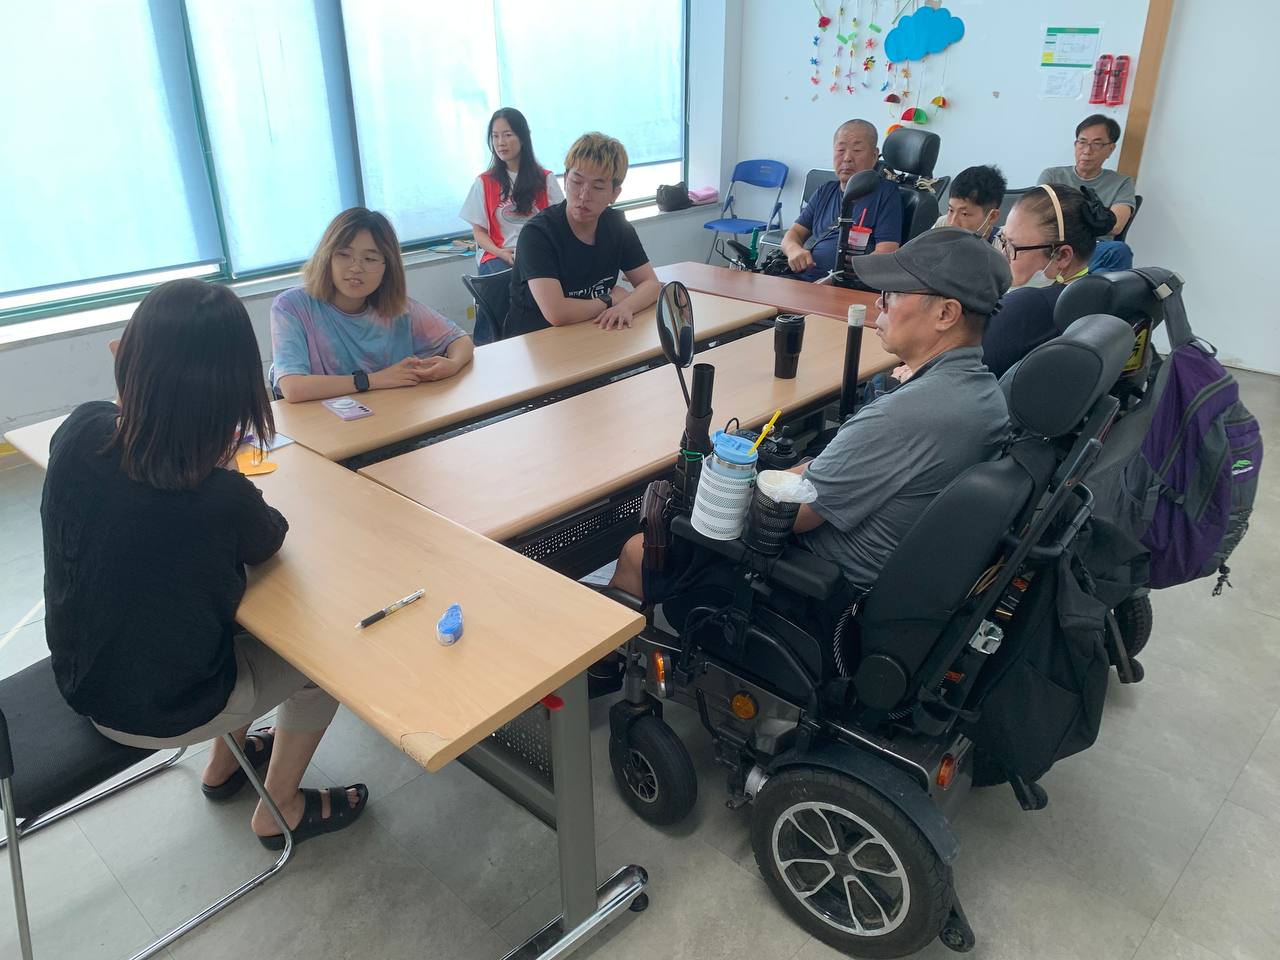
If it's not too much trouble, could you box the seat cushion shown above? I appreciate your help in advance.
[0,658,156,821]
[703,217,769,234]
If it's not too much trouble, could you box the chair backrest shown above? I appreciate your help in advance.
[854,315,1136,710]
[461,269,512,344]
[1053,268,1167,395]
[881,128,939,178]
[730,159,789,190]
[881,129,943,244]
[1115,193,1143,242]
[992,186,1035,232]
[802,168,839,204]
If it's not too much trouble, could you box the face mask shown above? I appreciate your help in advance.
[1019,268,1060,290]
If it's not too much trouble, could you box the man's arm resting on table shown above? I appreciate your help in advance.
[528,277,608,327]
[780,224,816,273]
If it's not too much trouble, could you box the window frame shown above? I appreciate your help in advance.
[1,0,689,328]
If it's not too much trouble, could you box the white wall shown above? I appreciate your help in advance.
[0,206,710,432]
[735,0,1148,223]
[1127,0,1277,374]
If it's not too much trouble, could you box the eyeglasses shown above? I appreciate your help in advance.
[333,250,385,270]
[876,289,939,311]
[1074,138,1114,150]
[995,231,1060,262]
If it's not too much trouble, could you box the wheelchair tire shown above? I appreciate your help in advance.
[609,716,697,826]
[751,769,952,958]
[1112,594,1153,659]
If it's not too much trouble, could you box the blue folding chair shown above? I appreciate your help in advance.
[703,159,788,263]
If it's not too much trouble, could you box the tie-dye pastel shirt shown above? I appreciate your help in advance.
[269,287,467,394]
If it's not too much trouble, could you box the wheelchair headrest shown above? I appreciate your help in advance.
[1000,314,1135,437]
[1053,269,1176,335]
[882,128,940,178]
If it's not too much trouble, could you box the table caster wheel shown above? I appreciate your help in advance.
[629,893,650,913]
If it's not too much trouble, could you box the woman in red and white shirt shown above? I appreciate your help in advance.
[460,107,564,277]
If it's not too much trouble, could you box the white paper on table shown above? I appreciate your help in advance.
[1039,67,1085,99]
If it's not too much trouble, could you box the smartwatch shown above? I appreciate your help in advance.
[352,370,370,393]
[599,293,613,310]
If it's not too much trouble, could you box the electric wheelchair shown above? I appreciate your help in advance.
[602,301,1138,957]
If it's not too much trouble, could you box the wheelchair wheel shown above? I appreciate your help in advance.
[609,716,697,826]
[751,769,952,958]
[1112,594,1153,659]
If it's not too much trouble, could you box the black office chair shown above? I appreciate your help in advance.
[991,186,1035,234]
[880,128,943,243]
[1,658,294,960]
[461,269,512,345]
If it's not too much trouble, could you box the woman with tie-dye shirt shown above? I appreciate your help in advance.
[270,208,472,403]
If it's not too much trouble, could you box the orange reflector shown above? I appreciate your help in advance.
[651,651,668,685]
[730,692,758,720]
[936,754,957,789]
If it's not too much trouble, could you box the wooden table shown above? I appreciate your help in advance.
[360,317,896,545]
[4,426,651,957]
[271,291,774,462]
[656,261,878,320]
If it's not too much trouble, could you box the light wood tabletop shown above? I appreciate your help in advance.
[360,316,897,542]
[4,414,66,469]
[271,291,775,462]
[2,428,644,772]
[656,261,879,320]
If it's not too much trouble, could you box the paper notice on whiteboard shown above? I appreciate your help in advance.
[1039,67,1085,99]
[1041,26,1101,67]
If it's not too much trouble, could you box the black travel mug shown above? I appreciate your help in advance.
[774,315,806,379]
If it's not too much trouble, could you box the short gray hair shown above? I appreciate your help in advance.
[835,118,878,148]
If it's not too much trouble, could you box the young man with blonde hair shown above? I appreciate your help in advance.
[506,132,660,337]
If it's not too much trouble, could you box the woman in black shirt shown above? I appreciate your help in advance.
[42,279,366,849]
[983,184,1117,378]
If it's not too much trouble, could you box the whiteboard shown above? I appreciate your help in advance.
[734,0,1150,220]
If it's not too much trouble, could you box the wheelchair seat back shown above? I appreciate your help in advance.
[854,315,1136,712]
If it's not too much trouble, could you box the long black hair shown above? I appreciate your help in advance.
[486,107,547,216]
[108,279,273,490]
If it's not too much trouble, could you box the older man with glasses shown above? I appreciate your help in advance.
[1037,114,1137,272]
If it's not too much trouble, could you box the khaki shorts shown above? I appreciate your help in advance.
[95,633,339,749]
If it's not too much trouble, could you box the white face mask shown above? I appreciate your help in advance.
[1019,267,1060,290]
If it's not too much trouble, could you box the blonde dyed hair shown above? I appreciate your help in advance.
[302,207,407,320]
[564,132,629,187]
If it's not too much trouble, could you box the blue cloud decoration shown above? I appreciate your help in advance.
[884,6,965,62]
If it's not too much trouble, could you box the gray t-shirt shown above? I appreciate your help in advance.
[800,346,1009,592]
[1037,165,1136,210]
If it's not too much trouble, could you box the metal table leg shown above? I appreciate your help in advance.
[501,672,648,960]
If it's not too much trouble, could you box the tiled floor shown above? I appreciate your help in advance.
[2,368,1278,960]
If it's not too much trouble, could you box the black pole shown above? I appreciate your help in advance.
[839,304,866,422]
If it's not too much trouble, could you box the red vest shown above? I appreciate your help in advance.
[478,169,552,265]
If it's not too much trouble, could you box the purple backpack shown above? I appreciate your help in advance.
[1125,273,1263,590]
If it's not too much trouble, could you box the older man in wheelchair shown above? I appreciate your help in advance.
[597,228,1142,958]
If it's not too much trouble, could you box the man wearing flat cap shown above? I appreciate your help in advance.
[608,228,1013,604]
[790,228,1013,590]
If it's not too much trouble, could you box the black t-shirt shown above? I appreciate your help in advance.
[982,283,1069,379]
[41,402,289,737]
[505,201,649,337]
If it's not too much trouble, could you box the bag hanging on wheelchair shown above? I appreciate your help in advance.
[966,549,1111,785]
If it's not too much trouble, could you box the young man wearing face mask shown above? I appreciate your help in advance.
[932,164,1006,241]
[981,184,1116,378]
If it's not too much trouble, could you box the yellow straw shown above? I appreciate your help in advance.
[748,409,782,456]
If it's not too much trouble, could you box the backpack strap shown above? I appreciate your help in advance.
[1131,268,1198,351]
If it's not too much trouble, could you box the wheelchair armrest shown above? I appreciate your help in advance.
[594,586,648,614]
[670,514,845,601]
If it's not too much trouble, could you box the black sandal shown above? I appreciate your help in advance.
[201,727,275,801]
[257,784,370,851]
